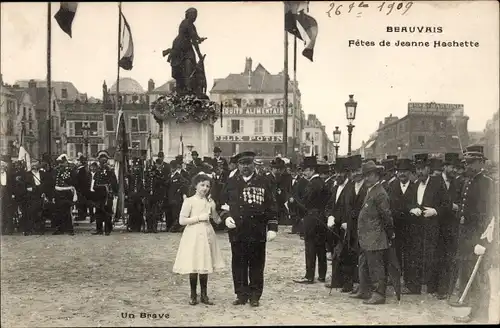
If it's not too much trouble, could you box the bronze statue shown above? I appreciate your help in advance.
[163,8,208,97]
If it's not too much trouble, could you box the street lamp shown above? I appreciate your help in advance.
[55,139,61,155]
[82,122,91,157]
[345,94,357,156]
[333,126,341,160]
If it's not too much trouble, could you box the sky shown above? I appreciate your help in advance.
[1,1,499,153]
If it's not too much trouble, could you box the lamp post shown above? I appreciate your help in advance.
[345,94,357,156]
[55,139,61,155]
[333,126,341,160]
[82,122,91,158]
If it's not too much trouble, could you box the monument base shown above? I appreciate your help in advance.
[162,120,214,162]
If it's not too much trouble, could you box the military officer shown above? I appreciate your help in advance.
[92,150,118,236]
[127,157,145,232]
[53,154,77,235]
[145,159,167,233]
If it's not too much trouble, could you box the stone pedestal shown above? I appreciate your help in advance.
[162,120,214,162]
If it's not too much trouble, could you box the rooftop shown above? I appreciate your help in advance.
[109,78,145,94]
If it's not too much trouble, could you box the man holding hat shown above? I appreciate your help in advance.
[351,161,394,304]
[451,145,498,323]
[386,158,416,287]
[293,156,328,285]
[405,153,450,295]
[91,150,118,236]
[220,151,278,307]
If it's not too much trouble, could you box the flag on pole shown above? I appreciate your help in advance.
[285,1,318,61]
[54,2,78,38]
[17,125,31,171]
[114,109,129,219]
[118,9,134,70]
[179,134,184,157]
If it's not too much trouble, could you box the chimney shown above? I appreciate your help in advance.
[148,79,155,92]
[102,80,108,102]
[28,79,37,89]
[244,57,252,74]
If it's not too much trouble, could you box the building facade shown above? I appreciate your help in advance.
[148,79,176,155]
[373,102,469,159]
[301,114,331,161]
[483,109,499,163]
[210,58,304,161]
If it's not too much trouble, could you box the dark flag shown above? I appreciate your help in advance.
[284,1,318,62]
[118,9,134,70]
[54,2,78,38]
[114,109,129,219]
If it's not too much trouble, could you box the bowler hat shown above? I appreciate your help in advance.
[429,157,443,171]
[381,159,396,171]
[348,155,362,171]
[301,156,317,169]
[234,151,256,164]
[362,160,383,175]
[396,158,413,171]
[414,153,429,167]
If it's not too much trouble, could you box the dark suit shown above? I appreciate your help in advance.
[357,182,395,297]
[0,170,15,234]
[25,171,49,234]
[406,175,450,293]
[75,165,89,220]
[166,170,188,232]
[387,179,416,278]
[296,175,328,281]
[289,175,308,234]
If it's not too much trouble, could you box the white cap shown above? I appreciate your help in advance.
[57,153,68,161]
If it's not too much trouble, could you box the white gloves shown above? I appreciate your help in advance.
[452,203,459,211]
[410,208,422,216]
[198,213,210,222]
[474,244,486,255]
[460,216,465,224]
[267,231,277,242]
[341,222,347,230]
[221,204,230,211]
[423,207,437,218]
[27,187,33,192]
[327,216,335,228]
[225,217,236,229]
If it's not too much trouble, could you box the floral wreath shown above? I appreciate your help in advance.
[151,93,219,125]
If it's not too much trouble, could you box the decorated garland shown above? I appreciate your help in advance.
[151,94,219,124]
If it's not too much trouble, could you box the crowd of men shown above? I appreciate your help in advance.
[0,143,498,322]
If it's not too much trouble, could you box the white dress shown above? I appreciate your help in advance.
[172,195,225,274]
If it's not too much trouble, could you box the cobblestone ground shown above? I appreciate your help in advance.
[1,226,475,327]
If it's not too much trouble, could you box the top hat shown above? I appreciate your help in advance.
[381,159,396,171]
[387,155,398,161]
[444,152,460,165]
[429,157,443,171]
[301,156,318,169]
[234,151,256,164]
[364,158,377,164]
[348,155,363,171]
[214,146,222,153]
[317,163,330,174]
[335,157,349,172]
[270,157,286,168]
[414,153,429,167]
[362,160,383,176]
[396,158,413,171]
[97,150,110,159]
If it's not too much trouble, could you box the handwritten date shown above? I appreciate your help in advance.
[326,1,413,17]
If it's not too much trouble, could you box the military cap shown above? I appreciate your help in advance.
[464,145,486,161]
[234,151,256,164]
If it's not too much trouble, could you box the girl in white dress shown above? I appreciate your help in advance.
[172,173,225,305]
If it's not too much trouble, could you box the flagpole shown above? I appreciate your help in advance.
[292,35,298,161]
[117,2,125,221]
[283,2,289,157]
[47,2,52,159]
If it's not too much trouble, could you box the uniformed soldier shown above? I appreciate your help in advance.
[0,155,15,235]
[450,145,498,323]
[145,159,167,233]
[220,150,278,307]
[126,157,146,232]
[92,150,118,236]
[53,154,77,235]
[266,157,290,225]
[75,155,89,221]
[167,159,189,232]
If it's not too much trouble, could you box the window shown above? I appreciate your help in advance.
[75,122,83,136]
[305,132,311,141]
[417,135,425,146]
[90,122,98,136]
[314,145,319,155]
[61,88,68,99]
[131,117,139,133]
[139,115,147,132]
[233,98,242,107]
[75,143,83,155]
[231,143,239,155]
[255,99,264,107]
[28,113,33,131]
[314,132,319,141]
[90,144,98,157]
[22,107,26,119]
[304,145,311,154]
[105,115,114,132]
[231,119,242,133]
[273,119,284,133]
[254,119,263,134]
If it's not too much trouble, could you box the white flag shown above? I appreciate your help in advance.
[18,146,31,171]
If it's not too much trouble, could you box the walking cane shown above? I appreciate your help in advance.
[457,254,484,304]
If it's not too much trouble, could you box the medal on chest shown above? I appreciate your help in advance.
[242,186,265,205]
